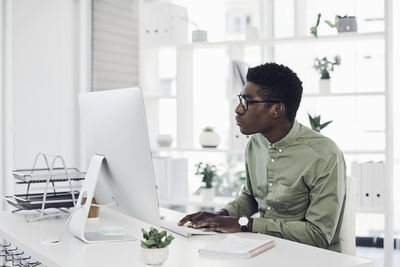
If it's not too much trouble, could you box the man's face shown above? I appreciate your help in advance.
[235,82,277,135]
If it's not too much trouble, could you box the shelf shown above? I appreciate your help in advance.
[177,32,384,49]
[303,91,385,97]
[152,147,383,155]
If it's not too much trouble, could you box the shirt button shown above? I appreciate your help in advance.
[269,183,272,187]
[271,158,275,162]
[267,206,271,210]
[278,149,282,152]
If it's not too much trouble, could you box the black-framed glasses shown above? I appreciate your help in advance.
[237,94,280,111]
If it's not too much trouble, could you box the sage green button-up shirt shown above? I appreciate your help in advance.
[225,120,346,252]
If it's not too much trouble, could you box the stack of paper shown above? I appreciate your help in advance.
[100,226,127,237]
[199,235,275,258]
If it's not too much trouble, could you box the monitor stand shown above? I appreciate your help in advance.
[68,154,136,243]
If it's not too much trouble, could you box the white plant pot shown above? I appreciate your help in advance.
[199,132,221,148]
[142,247,169,265]
[319,79,331,94]
[201,187,215,202]
[156,134,173,147]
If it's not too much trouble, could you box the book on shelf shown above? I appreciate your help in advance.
[199,235,275,258]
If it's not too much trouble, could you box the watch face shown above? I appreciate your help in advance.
[238,217,249,226]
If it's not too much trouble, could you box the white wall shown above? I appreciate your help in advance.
[0,0,82,204]
[12,0,80,169]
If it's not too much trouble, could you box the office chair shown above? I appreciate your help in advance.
[339,176,357,255]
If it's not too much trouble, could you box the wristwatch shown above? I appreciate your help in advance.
[238,216,249,232]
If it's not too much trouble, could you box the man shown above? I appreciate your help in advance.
[178,62,346,252]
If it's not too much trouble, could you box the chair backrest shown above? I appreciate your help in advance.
[339,176,356,255]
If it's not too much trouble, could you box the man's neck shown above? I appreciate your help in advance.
[262,121,293,144]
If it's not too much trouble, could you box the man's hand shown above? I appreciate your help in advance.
[178,209,228,226]
[190,216,243,233]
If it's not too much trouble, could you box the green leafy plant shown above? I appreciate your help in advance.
[308,113,332,132]
[141,227,174,249]
[311,14,354,37]
[313,55,341,79]
[194,162,218,193]
[324,15,340,29]
[310,13,321,37]
[203,126,214,132]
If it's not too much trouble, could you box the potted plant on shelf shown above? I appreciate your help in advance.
[313,55,341,94]
[199,127,221,148]
[194,162,218,202]
[308,113,332,133]
[325,15,358,33]
[141,227,174,265]
[310,14,357,37]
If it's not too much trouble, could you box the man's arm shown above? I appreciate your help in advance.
[251,153,346,248]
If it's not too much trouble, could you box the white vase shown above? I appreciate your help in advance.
[201,187,215,202]
[156,134,173,147]
[319,79,331,94]
[199,131,220,148]
[142,247,169,265]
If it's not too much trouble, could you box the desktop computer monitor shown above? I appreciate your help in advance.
[78,87,161,227]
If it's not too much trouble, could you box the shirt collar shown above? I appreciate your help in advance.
[266,120,300,152]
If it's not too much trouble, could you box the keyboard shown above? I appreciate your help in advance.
[161,220,218,237]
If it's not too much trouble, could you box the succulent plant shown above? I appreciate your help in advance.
[141,227,174,249]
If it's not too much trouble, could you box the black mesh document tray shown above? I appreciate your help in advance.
[4,191,80,210]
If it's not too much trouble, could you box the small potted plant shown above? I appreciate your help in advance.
[141,227,174,265]
[194,162,218,202]
[310,14,357,37]
[313,55,341,94]
[325,15,358,33]
[308,113,332,133]
[199,127,221,148]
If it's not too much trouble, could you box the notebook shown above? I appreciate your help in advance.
[161,220,218,237]
[199,235,275,258]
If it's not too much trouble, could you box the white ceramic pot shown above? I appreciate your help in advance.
[142,247,169,265]
[201,187,215,202]
[319,79,331,94]
[199,131,220,148]
[156,134,173,147]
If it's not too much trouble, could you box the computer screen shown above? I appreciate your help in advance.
[78,87,161,227]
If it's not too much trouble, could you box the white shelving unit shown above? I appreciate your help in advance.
[140,1,395,265]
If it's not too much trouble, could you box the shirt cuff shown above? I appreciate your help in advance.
[223,204,238,217]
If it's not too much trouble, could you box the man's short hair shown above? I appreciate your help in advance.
[246,62,303,123]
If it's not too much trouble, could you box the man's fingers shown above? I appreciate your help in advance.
[178,212,200,226]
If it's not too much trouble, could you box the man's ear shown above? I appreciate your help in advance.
[272,103,286,119]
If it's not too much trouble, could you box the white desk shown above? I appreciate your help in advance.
[0,208,373,267]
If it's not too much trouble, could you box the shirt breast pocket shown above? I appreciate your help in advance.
[269,183,309,215]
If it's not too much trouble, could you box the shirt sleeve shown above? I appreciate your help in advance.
[252,152,346,249]
[224,161,258,217]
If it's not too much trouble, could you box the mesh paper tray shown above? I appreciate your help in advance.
[11,168,86,183]
[4,191,80,210]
